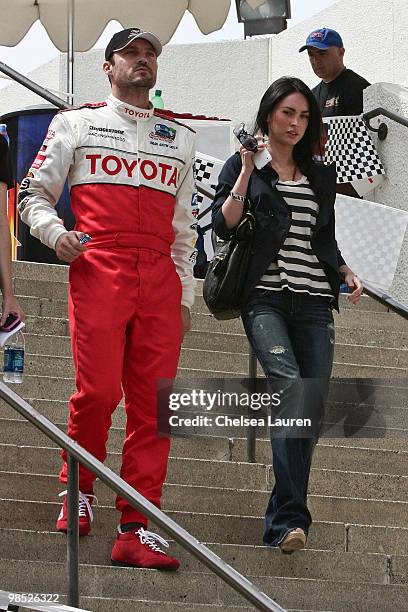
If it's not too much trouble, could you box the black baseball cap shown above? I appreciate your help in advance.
[105,28,162,60]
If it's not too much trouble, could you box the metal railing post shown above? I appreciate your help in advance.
[67,0,75,106]
[67,455,79,608]
[247,344,258,463]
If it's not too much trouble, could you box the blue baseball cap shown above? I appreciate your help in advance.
[299,28,343,52]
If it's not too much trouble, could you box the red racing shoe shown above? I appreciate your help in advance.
[111,526,180,570]
[56,490,97,536]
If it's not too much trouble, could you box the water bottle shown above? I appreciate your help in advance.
[0,123,10,144]
[3,330,25,383]
[151,90,164,109]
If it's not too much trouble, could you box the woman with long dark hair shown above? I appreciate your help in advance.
[212,77,362,553]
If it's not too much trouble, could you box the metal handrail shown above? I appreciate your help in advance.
[359,107,408,316]
[0,61,70,110]
[363,106,408,140]
[0,383,284,612]
[362,281,408,320]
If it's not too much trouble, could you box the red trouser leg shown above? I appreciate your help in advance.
[117,250,182,524]
[60,249,129,490]
[60,248,182,523]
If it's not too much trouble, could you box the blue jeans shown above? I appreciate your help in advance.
[241,289,335,547]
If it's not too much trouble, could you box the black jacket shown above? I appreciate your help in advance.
[211,153,346,311]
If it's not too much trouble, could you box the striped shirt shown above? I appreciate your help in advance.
[256,175,333,298]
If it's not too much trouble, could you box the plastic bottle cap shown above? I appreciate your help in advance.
[155,90,162,96]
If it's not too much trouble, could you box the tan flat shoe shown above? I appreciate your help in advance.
[279,528,306,554]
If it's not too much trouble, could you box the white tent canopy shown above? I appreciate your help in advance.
[0,0,231,51]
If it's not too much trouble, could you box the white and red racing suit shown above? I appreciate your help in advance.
[18,95,197,525]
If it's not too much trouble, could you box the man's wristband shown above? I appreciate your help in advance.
[229,191,245,204]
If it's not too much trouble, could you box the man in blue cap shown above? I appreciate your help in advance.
[299,27,370,116]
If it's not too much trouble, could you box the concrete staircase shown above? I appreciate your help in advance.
[1,260,408,612]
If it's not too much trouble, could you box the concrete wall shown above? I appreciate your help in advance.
[0,56,61,116]
[59,36,271,128]
[59,52,109,106]
[66,0,408,126]
[269,0,408,88]
[69,0,407,124]
[1,0,408,123]
[364,82,408,304]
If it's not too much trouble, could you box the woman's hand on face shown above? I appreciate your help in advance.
[240,138,269,176]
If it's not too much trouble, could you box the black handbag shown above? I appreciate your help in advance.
[203,204,255,320]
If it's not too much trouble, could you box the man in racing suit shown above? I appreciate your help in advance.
[18,28,196,570]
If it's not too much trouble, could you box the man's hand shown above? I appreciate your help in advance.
[55,231,88,263]
[181,305,191,339]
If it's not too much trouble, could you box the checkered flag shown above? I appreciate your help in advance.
[194,157,215,183]
[323,116,385,189]
[194,156,219,209]
[193,153,225,263]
